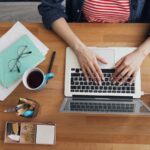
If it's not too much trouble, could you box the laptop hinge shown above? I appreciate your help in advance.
[72,95,133,101]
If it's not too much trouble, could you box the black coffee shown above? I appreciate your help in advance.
[27,71,44,89]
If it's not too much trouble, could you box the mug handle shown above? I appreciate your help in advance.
[45,73,54,82]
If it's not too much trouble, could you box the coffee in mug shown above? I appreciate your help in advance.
[23,68,54,91]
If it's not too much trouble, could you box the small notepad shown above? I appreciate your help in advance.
[0,35,45,88]
[36,125,55,145]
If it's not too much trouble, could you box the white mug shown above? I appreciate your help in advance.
[22,67,54,91]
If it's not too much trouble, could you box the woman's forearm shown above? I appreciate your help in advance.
[51,18,85,53]
[138,37,150,57]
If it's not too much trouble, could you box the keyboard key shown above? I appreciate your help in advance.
[84,82,87,85]
[77,86,81,89]
[71,86,76,89]
[82,86,85,89]
[113,87,116,90]
[99,86,103,89]
[89,82,92,85]
[80,74,84,77]
[127,87,130,90]
[106,82,110,85]
[71,68,75,71]
[108,86,112,90]
[105,78,109,81]
[86,86,89,89]
[76,69,79,72]
[122,87,125,90]
[79,77,82,81]
[71,73,80,76]
[75,82,79,85]
[104,86,107,90]
[102,82,105,86]
[91,86,94,89]
[131,87,135,91]
[74,77,77,81]
[102,69,115,73]
[95,86,98,89]
[80,82,83,85]
[71,78,74,82]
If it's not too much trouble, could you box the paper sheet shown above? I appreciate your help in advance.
[0,21,49,101]
[36,125,55,145]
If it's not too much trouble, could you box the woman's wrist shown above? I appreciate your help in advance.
[137,37,150,58]
[137,47,147,58]
[72,42,87,54]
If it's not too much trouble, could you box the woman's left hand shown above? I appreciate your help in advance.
[112,50,146,85]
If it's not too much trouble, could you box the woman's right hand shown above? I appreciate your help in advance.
[75,45,108,85]
[51,18,108,83]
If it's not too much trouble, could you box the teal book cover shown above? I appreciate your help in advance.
[0,35,45,88]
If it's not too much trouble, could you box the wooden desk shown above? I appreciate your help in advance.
[0,23,150,150]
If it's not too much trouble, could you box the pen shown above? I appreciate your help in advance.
[46,51,56,83]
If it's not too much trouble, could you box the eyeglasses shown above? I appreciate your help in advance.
[8,45,32,73]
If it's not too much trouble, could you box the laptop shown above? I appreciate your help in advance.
[60,47,150,115]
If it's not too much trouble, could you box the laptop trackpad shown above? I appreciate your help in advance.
[89,47,115,69]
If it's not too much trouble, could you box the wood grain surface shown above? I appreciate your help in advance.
[0,22,150,150]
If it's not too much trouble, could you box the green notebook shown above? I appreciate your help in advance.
[0,35,45,88]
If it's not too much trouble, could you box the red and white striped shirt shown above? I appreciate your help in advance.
[83,0,130,23]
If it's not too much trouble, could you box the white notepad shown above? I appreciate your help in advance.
[36,125,55,145]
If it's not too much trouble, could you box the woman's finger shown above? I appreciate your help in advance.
[114,67,130,83]
[119,70,133,85]
[96,55,108,64]
[115,57,124,68]
[88,62,101,84]
[85,65,96,83]
[112,64,125,80]
[81,65,89,82]
[130,72,137,85]
[94,62,104,81]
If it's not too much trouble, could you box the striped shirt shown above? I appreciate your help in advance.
[83,0,130,23]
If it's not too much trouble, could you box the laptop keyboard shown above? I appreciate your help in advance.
[70,68,135,94]
[70,101,134,112]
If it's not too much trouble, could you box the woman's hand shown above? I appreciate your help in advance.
[112,50,146,85]
[112,37,150,85]
[75,45,108,84]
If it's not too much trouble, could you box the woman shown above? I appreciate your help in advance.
[38,0,150,85]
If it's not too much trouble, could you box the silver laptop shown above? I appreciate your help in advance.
[60,47,150,115]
